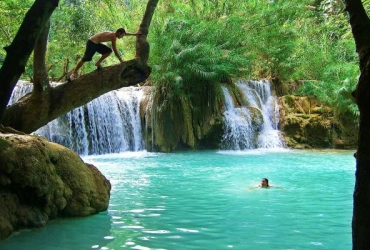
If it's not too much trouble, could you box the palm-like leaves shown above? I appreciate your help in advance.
[151,19,249,100]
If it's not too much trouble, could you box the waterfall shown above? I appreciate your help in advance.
[10,79,283,153]
[221,79,284,150]
[10,81,145,155]
[221,86,255,149]
[8,81,33,105]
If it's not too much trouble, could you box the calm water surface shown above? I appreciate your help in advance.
[0,149,355,250]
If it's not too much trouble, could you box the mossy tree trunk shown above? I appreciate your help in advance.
[0,0,159,134]
[0,0,59,124]
[33,19,51,94]
[343,0,370,248]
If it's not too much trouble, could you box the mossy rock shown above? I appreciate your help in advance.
[0,134,111,240]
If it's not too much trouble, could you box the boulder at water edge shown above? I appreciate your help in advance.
[0,133,111,240]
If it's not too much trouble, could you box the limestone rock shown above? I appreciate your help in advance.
[141,87,225,152]
[0,134,111,240]
[279,95,357,149]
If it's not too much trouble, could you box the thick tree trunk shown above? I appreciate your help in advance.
[0,0,59,123]
[136,0,159,64]
[343,0,370,249]
[33,20,51,93]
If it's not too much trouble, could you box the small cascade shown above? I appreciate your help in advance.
[8,81,33,105]
[10,82,145,155]
[221,87,255,149]
[35,88,145,155]
[221,79,284,150]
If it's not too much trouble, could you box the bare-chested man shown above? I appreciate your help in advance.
[70,28,141,80]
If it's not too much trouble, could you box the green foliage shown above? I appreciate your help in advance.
[240,0,308,79]
[294,0,360,119]
[297,63,359,118]
[150,6,250,102]
[46,0,144,77]
[0,0,144,78]
[1,0,365,121]
[0,0,34,65]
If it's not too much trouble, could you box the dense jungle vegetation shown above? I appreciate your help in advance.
[0,0,367,121]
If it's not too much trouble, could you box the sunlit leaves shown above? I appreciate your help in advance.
[0,0,366,121]
[0,0,34,64]
[47,0,144,77]
[150,16,249,100]
[293,0,359,118]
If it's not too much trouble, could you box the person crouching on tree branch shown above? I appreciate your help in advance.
[70,28,141,81]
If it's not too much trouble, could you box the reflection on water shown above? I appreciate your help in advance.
[1,212,112,249]
[0,149,355,250]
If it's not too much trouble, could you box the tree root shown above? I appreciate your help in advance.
[0,125,26,135]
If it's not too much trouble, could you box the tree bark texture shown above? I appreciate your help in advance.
[136,0,159,64]
[33,20,51,93]
[343,0,370,249]
[0,0,59,123]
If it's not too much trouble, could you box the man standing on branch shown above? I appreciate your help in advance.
[69,28,141,81]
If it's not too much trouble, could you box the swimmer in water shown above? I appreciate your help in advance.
[248,178,283,190]
[260,178,270,188]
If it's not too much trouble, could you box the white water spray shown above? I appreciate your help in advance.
[10,79,284,154]
[10,82,145,155]
[221,80,284,149]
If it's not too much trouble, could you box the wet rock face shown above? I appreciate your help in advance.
[278,96,357,149]
[141,87,225,152]
[0,134,111,240]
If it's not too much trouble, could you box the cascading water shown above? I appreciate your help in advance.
[10,81,145,155]
[8,81,33,105]
[221,86,255,149]
[221,79,284,150]
[10,79,283,154]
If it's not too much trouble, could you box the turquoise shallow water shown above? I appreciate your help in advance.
[0,149,355,250]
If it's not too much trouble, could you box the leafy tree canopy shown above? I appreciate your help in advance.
[1,0,367,120]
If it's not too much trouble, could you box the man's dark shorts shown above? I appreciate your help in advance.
[82,40,112,62]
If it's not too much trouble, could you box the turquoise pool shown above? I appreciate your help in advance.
[0,149,355,249]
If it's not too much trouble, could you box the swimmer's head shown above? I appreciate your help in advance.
[261,178,269,188]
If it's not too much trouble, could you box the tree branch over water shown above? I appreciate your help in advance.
[0,0,159,133]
